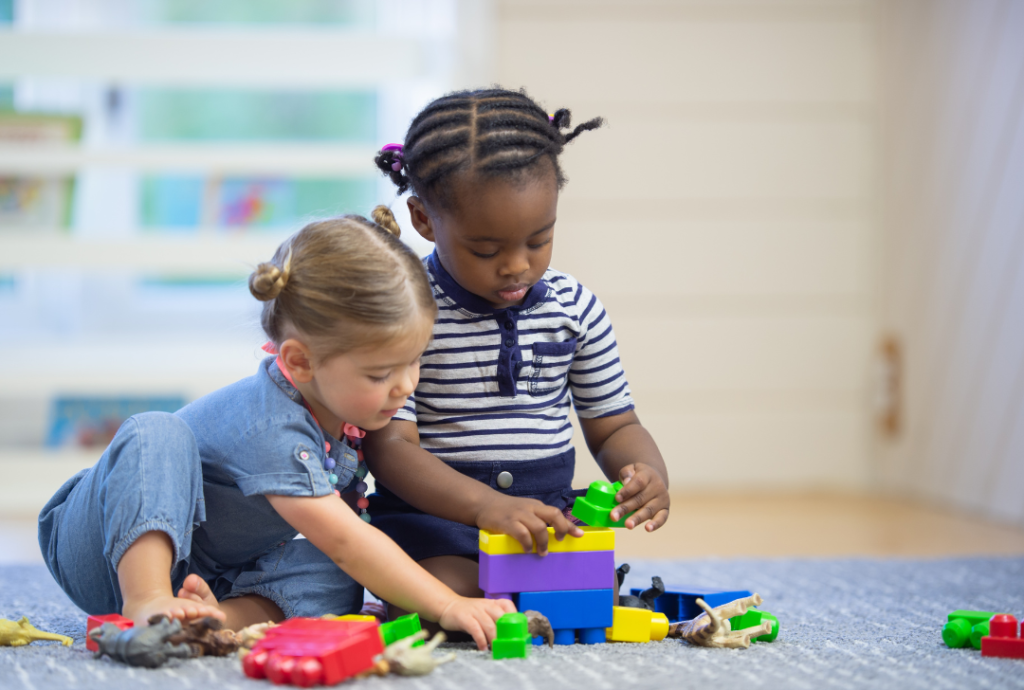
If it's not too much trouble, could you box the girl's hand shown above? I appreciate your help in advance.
[611,463,670,531]
[476,495,584,555]
[438,596,517,650]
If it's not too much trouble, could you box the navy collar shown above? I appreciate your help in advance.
[426,250,549,316]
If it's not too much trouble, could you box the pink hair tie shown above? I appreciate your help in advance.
[261,341,278,355]
[381,143,404,172]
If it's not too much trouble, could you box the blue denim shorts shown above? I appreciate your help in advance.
[368,448,584,561]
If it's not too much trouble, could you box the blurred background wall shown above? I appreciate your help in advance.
[1,0,1021,528]
[875,0,1024,525]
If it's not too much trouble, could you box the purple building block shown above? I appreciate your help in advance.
[479,550,615,594]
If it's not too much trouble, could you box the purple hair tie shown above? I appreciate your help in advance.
[381,143,404,171]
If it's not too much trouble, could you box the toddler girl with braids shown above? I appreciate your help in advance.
[38,207,514,649]
[365,88,671,616]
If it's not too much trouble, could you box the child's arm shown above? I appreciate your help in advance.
[266,492,515,650]
[579,410,670,531]
[364,420,584,554]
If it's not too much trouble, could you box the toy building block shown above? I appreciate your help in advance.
[730,609,779,643]
[479,550,615,594]
[571,481,635,528]
[479,526,615,555]
[379,613,424,648]
[981,614,1024,659]
[242,618,384,685]
[633,585,753,622]
[943,611,1003,649]
[970,621,990,650]
[519,589,614,645]
[326,614,378,622]
[605,606,670,643]
[86,613,133,652]
[492,613,530,660]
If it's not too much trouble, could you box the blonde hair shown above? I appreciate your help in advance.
[249,206,436,358]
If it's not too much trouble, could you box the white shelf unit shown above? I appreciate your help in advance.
[0,13,492,449]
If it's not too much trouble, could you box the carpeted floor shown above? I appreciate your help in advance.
[2,557,1023,689]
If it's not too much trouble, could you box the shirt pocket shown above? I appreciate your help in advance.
[529,338,578,396]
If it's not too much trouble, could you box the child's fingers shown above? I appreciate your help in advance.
[614,465,648,503]
[644,508,670,532]
[464,617,488,651]
[611,473,654,521]
[624,500,668,529]
[506,522,536,553]
[522,513,552,555]
[542,505,584,541]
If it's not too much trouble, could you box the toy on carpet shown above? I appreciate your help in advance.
[0,617,73,647]
[382,629,455,676]
[242,617,384,685]
[943,610,1003,650]
[525,610,555,647]
[631,583,754,622]
[616,564,664,610]
[492,612,532,660]
[729,607,780,643]
[606,606,670,643]
[980,614,1024,659]
[86,614,133,652]
[167,616,241,657]
[480,525,615,645]
[667,594,773,648]
[90,614,193,668]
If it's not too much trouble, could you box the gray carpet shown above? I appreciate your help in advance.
[2,557,1023,689]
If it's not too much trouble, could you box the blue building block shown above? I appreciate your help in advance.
[630,585,752,622]
[519,589,614,646]
[518,589,614,630]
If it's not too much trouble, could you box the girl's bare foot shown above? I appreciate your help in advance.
[177,573,220,608]
[122,592,225,627]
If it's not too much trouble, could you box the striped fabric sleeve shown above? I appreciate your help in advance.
[393,392,418,423]
[569,285,635,419]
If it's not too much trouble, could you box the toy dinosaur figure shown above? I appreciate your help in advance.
[90,614,193,668]
[0,617,72,647]
[235,620,275,658]
[381,630,455,676]
[668,594,773,648]
[167,616,240,657]
[615,564,665,610]
[524,609,554,646]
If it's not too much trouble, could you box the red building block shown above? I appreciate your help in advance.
[86,613,133,652]
[242,618,383,686]
[981,614,1024,660]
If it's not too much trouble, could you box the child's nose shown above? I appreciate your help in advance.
[499,250,530,277]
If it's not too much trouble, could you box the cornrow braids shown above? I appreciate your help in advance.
[374,88,603,208]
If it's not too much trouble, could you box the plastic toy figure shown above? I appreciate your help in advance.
[168,616,241,657]
[615,564,665,610]
[525,610,555,646]
[382,630,455,676]
[668,594,773,648]
[0,617,73,647]
[90,614,193,668]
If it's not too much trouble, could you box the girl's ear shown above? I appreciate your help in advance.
[279,338,315,383]
[407,196,436,243]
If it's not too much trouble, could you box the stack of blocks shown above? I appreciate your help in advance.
[480,525,617,647]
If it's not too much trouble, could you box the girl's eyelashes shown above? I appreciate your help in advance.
[368,372,391,383]
[528,239,551,250]
[470,250,498,259]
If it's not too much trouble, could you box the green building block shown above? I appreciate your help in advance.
[571,481,635,528]
[970,621,990,650]
[380,612,423,647]
[492,612,530,660]
[730,608,779,643]
[943,610,1003,649]
[942,618,971,648]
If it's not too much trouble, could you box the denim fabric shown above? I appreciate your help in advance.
[38,359,366,619]
[368,448,584,561]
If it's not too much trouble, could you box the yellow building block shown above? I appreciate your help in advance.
[478,526,615,555]
[323,614,378,622]
[605,607,670,643]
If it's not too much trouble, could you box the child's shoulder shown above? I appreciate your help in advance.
[540,266,599,308]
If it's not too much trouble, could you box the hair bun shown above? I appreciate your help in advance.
[371,205,402,238]
[249,249,292,301]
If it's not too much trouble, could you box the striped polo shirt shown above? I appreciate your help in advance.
[394,252,635,462]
